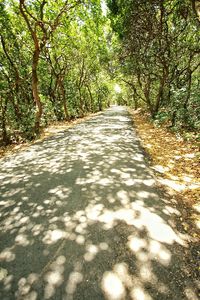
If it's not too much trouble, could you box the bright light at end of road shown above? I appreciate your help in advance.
[101,0,108,16]
[114,84,121,93]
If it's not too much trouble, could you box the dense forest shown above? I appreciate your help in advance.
[0,0,200,145]
[107,0,200,130]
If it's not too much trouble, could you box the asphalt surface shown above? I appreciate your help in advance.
[0,106,198,300]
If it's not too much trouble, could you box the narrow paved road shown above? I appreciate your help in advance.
[0,106,198,300]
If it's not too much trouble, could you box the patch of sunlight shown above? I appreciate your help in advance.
[189,183,200,189]
[195,219,200,229]
[149,240,171,266]
[120,172,131,180]
[3,187,25,197]
[184,153,195,159]
[125,178,138,186]
[162,205,181,216]
[76,177,96,185]
[15,234,30,246]
[99,210,115,228]
[184,287,199,300]
[16,277,33,298]
[0,268,8,281]
[128,236,147,252]
[117,190,130,204]
[158,178,186,192]
[115,209,135,224]
[137,191,150,198]
[131,286,153,300]
[134,153,144,161]
[130,202,187,246]
[143,179,155,186]
[96,200,187,246]
[13,273,38,300]
[152,165,169,173]
[99,242,109,250]
[42,229,64,244]
[51,230,64,241]
[32,224,44,236]
[44,265,64,299]
[102,271,126,300]
[144,216,181,244]
[0,199,15,208]
[98,178,113,185]
[140,264,157,282]
[76,235,85,245]
[48,186,70,199]
[169,174,179,180]
[36,205,44,211]
[44,284,55,299]
[182,176,193,182]
[45,271,63,286]
[193,203,200,213]
[56,256,66,265]
[146,143,152,149]
[23,291,38,300]
[174,155,182,160]
[117,116,130,122]
[86,204,104,221]
[84,244,99,261]
[113,263,132,288]
[128,236,171,266]
[27,273,38,285]
[65,271,83,295]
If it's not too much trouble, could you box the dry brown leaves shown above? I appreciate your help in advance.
[130,108,200,231]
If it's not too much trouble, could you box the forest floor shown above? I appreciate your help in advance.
[130,108,200,240]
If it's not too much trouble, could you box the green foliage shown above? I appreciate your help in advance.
[106,0,200,133]
[0,0,114,145]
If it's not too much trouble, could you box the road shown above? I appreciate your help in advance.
[0,106,198,300]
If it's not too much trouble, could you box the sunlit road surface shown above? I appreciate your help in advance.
[0,106,198,300]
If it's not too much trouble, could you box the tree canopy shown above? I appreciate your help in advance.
[0,0,199,145]
[107,0,200,131]
[0,0,114,144]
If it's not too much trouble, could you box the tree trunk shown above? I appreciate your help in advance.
[144,76,154,116]
[154,74,165,116]
[59,78,69,121]
[183,69,192,125]
[78,87,84,116]
[134,97,138,110]
[0,98,10,145]
[86,84,94,112]
[32,48,42,135]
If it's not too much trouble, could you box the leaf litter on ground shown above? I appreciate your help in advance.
[130,109,200,282]
[130,108,200,234]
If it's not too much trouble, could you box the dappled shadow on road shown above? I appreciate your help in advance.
[0,107,199,300]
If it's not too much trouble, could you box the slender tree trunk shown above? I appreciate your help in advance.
[144,76,154,116]
[134,94,138,110]
[78,87,84,116]
[86,84,94,112]
[0,98,10,145]
[183,69,192,125]
[32,48,42,134]
[59,78,69,120]
[154,74,165,115]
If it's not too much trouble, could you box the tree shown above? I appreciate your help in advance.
[107,0,200,131]
[0,0,113,145]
